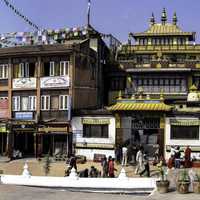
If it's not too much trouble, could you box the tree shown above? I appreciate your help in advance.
[43,154,51,176]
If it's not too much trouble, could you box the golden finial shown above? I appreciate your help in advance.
[173,12,177,25]
[161,8,167,25]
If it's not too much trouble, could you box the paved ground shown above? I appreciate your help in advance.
[0,158,200,199]
[0,185,199,200]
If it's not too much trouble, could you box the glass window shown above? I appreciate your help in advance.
[83,124,108,138]
[0,64,8,79]
[49,62,55,76]
[41,95,50,110]
[171,126,199,140]
[12,96,20,111]
[60,61,69,76]
[59,95,68,110]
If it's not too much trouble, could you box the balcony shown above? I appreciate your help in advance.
[12,78,36,89]
[40,76,70,89]
[40,110,69,121]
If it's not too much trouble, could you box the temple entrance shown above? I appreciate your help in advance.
[14,132,34,156]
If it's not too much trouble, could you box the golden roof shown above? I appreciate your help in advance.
[147,23,182,34]
[133,23,194,37]
[107,102,172,111]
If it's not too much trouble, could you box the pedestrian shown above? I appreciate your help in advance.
[135,146,144,174]
[101,156,108,177]
[184,145,192,168]
[174,146,181,169]
[122,145,128,166]
[139,153,150,177]
[115,145,122,164]
[69,154,77,171]
[89,166,98,177]
[108,158,117,177]
[78,168,89,177]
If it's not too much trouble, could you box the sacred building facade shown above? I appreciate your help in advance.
[107,9,200,159]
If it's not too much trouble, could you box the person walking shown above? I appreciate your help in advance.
[108,158,116,177]
[122,145,128,166]
[184,146,192,168]
[174,146,181,169]
[139,153,150,177]
[135,146,144,174]
[101,156,108,177]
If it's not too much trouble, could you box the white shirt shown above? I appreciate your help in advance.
[122,147,128,155]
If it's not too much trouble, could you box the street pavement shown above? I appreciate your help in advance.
[0,185,200,200]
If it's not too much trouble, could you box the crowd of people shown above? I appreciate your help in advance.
[65,145,193,178]
[167,145,192,169]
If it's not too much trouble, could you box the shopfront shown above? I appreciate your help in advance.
[0,123,8,155]
[11,121,36,156]
[37,125,72,157]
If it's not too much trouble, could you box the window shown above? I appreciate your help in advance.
[41,95,50,110]
[0,64,8,79]
[19,63,29,78]
[28,96,36,111]
[83,124,108,138]
[59,95,68,110]
[21,96,29,111]
[60,61,69,76]
[51,96,59,110]
[171,126,199,140]
[12,96,20,111]
[49,62,55,76]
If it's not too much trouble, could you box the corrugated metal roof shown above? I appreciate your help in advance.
[107,102,172,111]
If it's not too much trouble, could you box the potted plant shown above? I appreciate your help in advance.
[193,172,200,194]
[176,170,190,194]
[156,162,170,193]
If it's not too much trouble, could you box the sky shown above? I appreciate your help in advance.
[0,0,200,42]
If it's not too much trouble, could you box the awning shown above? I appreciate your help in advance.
[38,127,69,133]
[171,120,199,126]
[107,102,172,111]
[82,118,110,125]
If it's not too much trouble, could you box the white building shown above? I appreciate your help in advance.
[72,114,116,160]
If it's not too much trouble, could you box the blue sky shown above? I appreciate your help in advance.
[0,0,200,42]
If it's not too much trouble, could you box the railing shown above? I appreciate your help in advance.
[0,79,8,87]
[120,44,200,53]
[40,110,69,121]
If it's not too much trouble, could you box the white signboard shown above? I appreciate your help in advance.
[13,78,36,89]
[40,76,70,88]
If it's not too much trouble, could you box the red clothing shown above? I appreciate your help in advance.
[184,147,192,168]
[108,160,115,177]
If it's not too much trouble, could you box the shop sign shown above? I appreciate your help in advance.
[38,127,68,133]
[15,112,33,120]
[40,76,70,88]
[82,118,110,125]
[170,119,199,126]
[13,78,36,89]
[0,124,7,133]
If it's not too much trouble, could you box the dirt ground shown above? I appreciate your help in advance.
[0,158,199,178]
[0,158,153,177]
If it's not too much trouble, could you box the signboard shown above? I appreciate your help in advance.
[40,76,70,88]
[0,99,9,118]
[82,118,110,125]
[13,78,36,89]
[0,124,7,133]
[15,112,33,120]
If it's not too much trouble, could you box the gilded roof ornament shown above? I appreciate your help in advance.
[161,8,167,25]
[173,12,178,25]
[150,13,155,26]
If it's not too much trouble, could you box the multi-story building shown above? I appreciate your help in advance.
[0,25,110,158]
[107,9,200,159]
